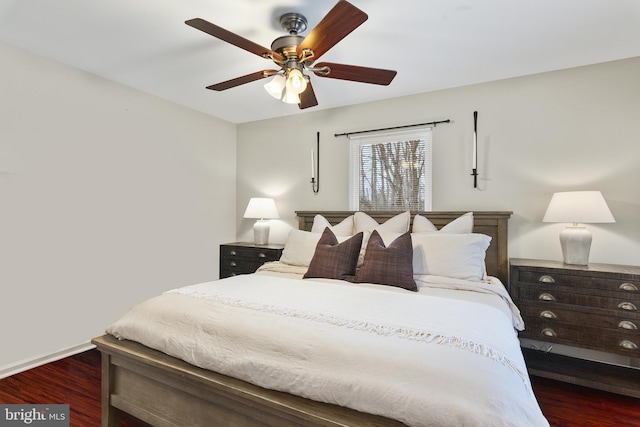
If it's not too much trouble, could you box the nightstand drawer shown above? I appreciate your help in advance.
[520,320,640,357]
[517,286,640,311]
[221,245,281,262]
[220,259,264,277]
[219,242,284,279]
[518,303,640,329]
[518,270,640,294]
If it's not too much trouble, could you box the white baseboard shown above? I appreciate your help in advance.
[0,341,96,380]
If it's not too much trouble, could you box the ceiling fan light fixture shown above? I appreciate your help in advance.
[264,74,286,99]
[282,90,301,104]
[286,68,307,95]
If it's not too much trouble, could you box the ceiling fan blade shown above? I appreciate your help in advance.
[314,62,397,85]
[206,70,277,91]
[296,1,367,61]
[186,18,283,62]
[299,82,318,109]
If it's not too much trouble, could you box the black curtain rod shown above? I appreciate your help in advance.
[334,119,451,138]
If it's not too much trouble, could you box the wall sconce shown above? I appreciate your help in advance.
[542,191,615,265]
[311,131,319,194]
[243,198,279,245]
[471,110,478,188]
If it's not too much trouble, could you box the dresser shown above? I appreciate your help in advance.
[510,258,640,397]
[219,242,284,279]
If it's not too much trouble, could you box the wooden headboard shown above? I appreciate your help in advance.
[296,211,512,284]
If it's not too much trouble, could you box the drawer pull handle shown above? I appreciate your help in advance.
[538,275,556,283]
[619,340,639,350]
[538,293,557,302]
[619,283,639,292]
[618,302,638,311]
[229,250,237,256]
[230,261,237,267]
[541,328,557,338]
[258,253,266,258]
[618,320,638,330]
[540,310,557,319]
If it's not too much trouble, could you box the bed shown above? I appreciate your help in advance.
[92,210,548,427]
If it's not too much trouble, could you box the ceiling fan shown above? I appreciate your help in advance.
[185,0,397,110]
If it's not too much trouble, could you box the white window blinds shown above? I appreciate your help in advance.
[349,127,432,211]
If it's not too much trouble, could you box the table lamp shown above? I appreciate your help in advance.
[243,198,279,245]
[542,191,615,265]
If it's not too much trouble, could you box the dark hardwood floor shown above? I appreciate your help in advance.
[1,349,639,426]
[0,350,149,427]
[530,376,640,427]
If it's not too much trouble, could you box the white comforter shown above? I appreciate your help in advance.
[107,269,548,427]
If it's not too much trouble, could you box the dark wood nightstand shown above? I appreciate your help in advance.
[510,258,640,397]
[220,242,284,279]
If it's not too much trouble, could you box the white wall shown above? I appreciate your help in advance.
[0,42,236,371]
[237,57,640,266]
[2,41,637,373]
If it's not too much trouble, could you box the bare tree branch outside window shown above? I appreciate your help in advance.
[358,139,426,211]
[349,128,432,211]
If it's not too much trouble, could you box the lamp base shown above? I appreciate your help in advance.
[253,220,270,245]
[559,225,591,265]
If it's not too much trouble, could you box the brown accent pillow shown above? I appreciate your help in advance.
[356,230,417,291]
[303,228,363,282]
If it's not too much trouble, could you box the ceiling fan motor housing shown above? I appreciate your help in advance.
[279,12,307,35]
[271,34,305,58]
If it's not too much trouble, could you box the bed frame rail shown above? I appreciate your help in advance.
[92,335,404,427]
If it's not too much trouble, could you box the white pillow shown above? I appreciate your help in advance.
[280,230,321,267]
[311,214,354,236]
[412,212,474,233]
[354,211,411,234]
[353,212,410,267]
[411,233,491,281]
[280,229,352,267]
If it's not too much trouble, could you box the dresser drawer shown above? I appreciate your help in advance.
[520,319,640,357]
[518,270,640,294]
[518,303,640,330]
[220,260,268,277]
[219,243,284,279]
[221,245,281,262]
[516,285,640,311]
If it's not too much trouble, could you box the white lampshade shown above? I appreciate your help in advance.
[285,69,307,95]
[243,198,279,219]
[243,198,279,245]
[543,191,615,224]
[264,74,286,99]
[543,191,615,265]
[282,90,301,104]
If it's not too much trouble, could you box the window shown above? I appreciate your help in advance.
[349,127,432,211]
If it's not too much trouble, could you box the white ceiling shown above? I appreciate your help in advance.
[1,1,639,124]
